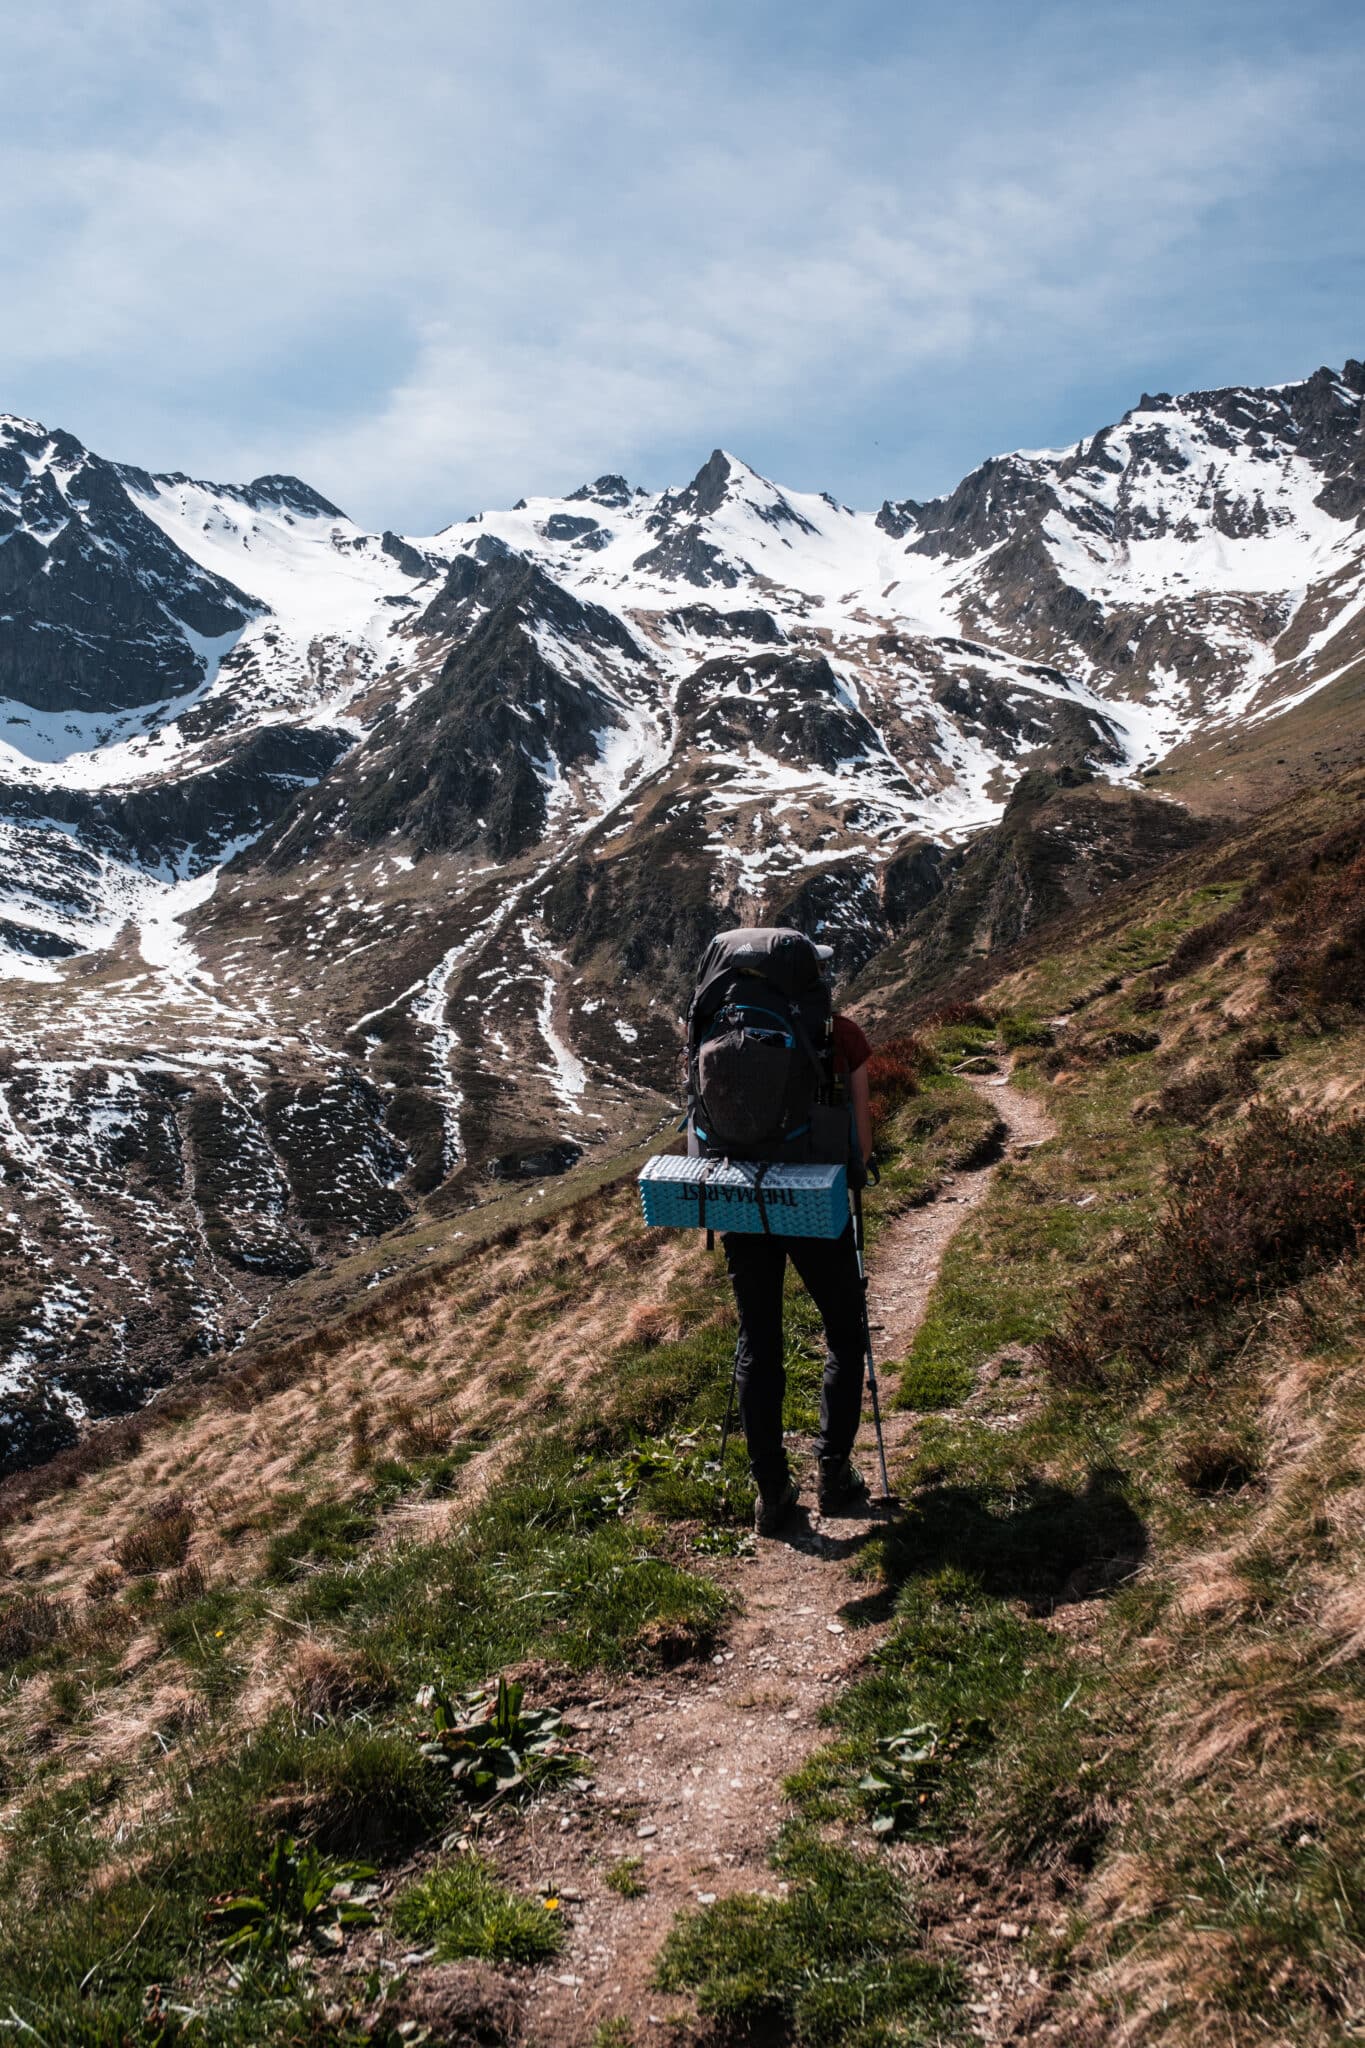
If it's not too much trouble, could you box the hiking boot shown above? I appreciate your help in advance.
[817,1457,870,1516]
[754,1475,800,1537]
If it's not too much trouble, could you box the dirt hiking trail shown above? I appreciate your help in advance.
[427,1072,1051,2046]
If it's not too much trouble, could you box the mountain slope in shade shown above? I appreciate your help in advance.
[1,361,1363,1468]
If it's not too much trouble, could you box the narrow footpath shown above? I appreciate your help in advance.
[502,1073,1054,2044]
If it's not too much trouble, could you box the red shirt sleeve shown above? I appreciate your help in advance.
[832,1013,872,1075]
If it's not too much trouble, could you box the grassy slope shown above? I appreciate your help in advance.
[0,991,993,2040]
[1,765,1362,2044]
[757,765,1365,2045]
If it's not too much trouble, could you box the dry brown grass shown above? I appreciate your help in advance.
[1056,1257,1365,2044]
[113,1498,194,1575]
[0,1177,704,1827]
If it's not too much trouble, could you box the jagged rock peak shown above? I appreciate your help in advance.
[145,470,347,519]
[566,473,635,508]
[240,474,347,518]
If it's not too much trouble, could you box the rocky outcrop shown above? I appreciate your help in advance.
[0,421,256,714]
[849,775,1212,1014]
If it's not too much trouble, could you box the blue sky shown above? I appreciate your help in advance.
[2,0,1361,531]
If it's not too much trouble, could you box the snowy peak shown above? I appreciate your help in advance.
[0,416,258,717]
[565,473,637,510]
[4,363,1365,1470]
[137,468,348,521]
[859,359,1365,741]
[632,449,822,588]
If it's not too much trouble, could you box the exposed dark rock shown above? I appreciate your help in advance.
[543,513,601,542]
[664,604,786,644]
[543,787,719,1007]
[186,1091,312,1277]
[264,1073,409,1237]
[0,424,256,714]
[380,529,433,577]
[257,551,646,864]
[567,473,633,508]
[676,650,910,784]
[875,498,922,539]
[632,525,742,588]
[881,840,945,925]
[850,781,1212,1010]
[486,1139,583,1181]
[0,722,348,882]
[0,920,80,959]
[765,859,886,977]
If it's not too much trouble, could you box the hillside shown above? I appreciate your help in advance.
[0,764,1360,2044]
[3,359,1364,1470]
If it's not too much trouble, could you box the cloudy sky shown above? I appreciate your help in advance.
[3,0,1361,530]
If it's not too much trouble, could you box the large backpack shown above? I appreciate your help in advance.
[685,928,850,1165]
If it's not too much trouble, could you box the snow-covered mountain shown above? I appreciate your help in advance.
[2,360,1362,1466]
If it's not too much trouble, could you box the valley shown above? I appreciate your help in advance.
[2,361,1363,1467]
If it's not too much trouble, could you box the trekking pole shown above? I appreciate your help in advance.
[718,1336,741,1466]
[851,1184,894,1502]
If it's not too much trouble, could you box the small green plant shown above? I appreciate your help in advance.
[691,1526,754,1557]
[604,1855,648,1898]
[205,1834,377,1955]
[858,1718,993,1836]
[592,2021,636,2048]
[391,1854,564,1963]
[417,1675,586,1805]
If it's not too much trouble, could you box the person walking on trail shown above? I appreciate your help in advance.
[683,926,876,1538]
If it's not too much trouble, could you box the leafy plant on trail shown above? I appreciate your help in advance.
[417,1674,586,1806]
[858,1716,993,1836]
[1041,1104,1365,1388]
[576,1430,749,1529]
[205,1833,377,1956]
[691,1525,755,1556]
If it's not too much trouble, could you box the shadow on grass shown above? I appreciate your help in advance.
[839,1465,1147,1620]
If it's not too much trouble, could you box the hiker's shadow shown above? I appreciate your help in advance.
[790,1467,1148,1620]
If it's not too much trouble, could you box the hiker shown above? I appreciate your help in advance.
[685,928,876,1535]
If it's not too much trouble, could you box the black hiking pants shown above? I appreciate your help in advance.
[721,1224,866,1497]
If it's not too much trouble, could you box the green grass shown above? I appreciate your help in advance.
[264,1497,377,1581]
[894,1355,974,1410]
[0,1717,450,2043]
[871,1070,1004,1217]
[6,778,1362,2044]
[892,1052,1174,1413]
[391,1854,565,1963]
[656,1828,963,2046]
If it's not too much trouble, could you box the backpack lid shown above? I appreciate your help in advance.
[691,927,827,1021]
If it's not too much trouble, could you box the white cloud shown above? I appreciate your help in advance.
[0,3,1358,525]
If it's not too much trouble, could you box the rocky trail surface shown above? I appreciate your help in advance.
[429,1073,1052,2045]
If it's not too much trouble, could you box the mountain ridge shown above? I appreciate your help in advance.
[1,359,1362,1466]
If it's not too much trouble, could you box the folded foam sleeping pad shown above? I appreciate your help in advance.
[638,1154,849,1238]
